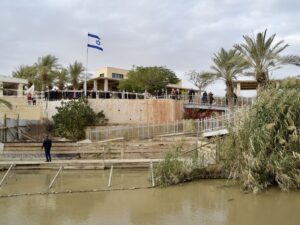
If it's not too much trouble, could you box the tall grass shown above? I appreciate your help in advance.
[224,85,300,192]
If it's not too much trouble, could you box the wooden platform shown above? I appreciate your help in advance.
[0,159,162,170]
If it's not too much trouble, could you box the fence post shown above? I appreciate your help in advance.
[108,165,114,187]
[0,164,14,187]
[48,166,63,189]
[150,160,155,187]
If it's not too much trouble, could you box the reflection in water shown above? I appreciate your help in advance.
[0,170,299,225]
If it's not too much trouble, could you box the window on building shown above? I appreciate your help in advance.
[112,73,124,79]
[99,73,104,78]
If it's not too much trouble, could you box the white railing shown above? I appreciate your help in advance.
[197,107,248,133]
[87,108,248,141]
[87,120,191,141]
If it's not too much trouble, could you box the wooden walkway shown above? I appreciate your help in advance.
[0,158,163,170]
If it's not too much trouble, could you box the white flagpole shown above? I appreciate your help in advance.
[85,34,89,96]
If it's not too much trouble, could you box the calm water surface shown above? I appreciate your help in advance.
[0,169,299,225]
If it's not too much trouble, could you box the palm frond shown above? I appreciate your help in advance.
[0,98,12,109]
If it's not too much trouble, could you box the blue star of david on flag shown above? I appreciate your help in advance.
[87,33,103,51]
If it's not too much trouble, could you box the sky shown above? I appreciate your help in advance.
[1,0,300,96]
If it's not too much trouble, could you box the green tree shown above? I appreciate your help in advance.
[68,61,85,90]
[36,54,59,91]
[12,65,41,90]
[52,98,107,140]
[54,68,69,90]
[200,48,248,108]
[118,66,180,94]
[235,29,300,92]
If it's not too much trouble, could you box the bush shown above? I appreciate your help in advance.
[154,144,206,186]
[224,86,300,192]
[52,98,107,141]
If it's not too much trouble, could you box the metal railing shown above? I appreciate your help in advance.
[196,107,248,133]
[87,106,249,141]
[87,120,188,141]
[1,88,256,106]
[183,94,255,108]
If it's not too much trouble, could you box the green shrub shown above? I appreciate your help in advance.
[154,144,206,186]
[52,98,107,140]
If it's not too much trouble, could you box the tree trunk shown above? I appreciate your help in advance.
[256,71,269,94]
[226,81,235,110]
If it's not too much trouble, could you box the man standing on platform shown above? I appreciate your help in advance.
[42,135,52,162]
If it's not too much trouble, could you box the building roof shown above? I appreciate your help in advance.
[233,79,282,90]
[0,75,28,84]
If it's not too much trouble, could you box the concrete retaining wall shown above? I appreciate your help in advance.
[1,98,184,125]
[43,99,184,124]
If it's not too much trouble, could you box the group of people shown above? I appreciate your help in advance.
[201,91,214,105]
[170,88,181,100]
[26,92,37,105]
[188,89,215,105]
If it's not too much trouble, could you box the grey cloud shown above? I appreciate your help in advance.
[0,0,300,95]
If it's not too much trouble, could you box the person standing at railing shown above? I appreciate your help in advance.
[27,92,32,105]
[171,88,176,99]
[208,92,214,105]
[188,89,195,103]
[202,91,208,104]
[176,88,180,100]
[32,92,36,105]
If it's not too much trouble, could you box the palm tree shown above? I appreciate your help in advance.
[12,65,38,89]
[201,48,248,108]
[234,29,299,92]
[36,55,58,91]
[54,68,69,90]
[68,61,85,90]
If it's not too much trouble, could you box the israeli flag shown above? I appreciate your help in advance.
[87,33,103,51]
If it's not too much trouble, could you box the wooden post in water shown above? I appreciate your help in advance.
[16,114,20,140]
[108,165,114,187]
[48,166,63,189]
[150,160,155,187]
[0,164,14,187]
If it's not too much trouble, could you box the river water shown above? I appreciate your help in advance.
[0,169,299,225]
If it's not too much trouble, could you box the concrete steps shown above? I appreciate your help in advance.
[1,138,197,161]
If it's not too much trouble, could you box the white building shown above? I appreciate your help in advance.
[0,75,28,97]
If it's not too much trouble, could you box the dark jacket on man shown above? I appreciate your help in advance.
[42,138,52,150]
